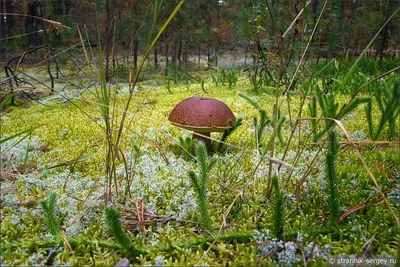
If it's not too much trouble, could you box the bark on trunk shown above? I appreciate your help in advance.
[311,0,319,23]
[198,46,201,68]
[105,0,111,81]
[164,43,169,76]
[214,43,218,67]
[172,41,177,66]
[0,0,5,55]
[177,40,182,67]
[377,0,396,64]
[133,39,138,71]
[154,46,158,68]
[5,0,14,35]
[25,1,40,46]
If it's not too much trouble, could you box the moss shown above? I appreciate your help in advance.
[1,66,399,265]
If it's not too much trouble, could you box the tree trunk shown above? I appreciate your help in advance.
[52,0,63,15]
[184,47,188,69]
[164,43,169,76]
[214,42,218,67]
[177,40,182,67]
[0,0,5,54]
[154,45,158,68]
[132,1,138,72]
[5,0,14,36]
[377,0,396,65]
[244,43,248,65]
[105,0,111,81]
[133,39,138,71]
[64,0,73,14]
[198,46,201,68]
[311,0,319,23]
[172,40,177,66]
[25,1,40,46]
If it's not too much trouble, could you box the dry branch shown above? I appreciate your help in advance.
[119,198,172,234]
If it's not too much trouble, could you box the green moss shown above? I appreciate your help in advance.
[1,64,399,265]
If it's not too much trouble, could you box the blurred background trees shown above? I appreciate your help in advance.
[0,0,399,67]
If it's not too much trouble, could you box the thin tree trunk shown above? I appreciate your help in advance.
[184,46,188,69]
[105,0,111,81]
[214,42,218,67]
[154,45,158,68]
[64,0,73,14]
[133,39,138,71]
[244,43,248,65]
[178,40,182,67]
[131,0,138,72]
[0,0,5,57]
[46,48,55,91]
[25,1,40,46]
[164,43,169,76]
[312,0,319,23]
[172,41,177,66]
[377,0,396,65]
[198,46,201,68]
[5,0,14,36]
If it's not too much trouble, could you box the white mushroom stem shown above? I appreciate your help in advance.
[193,132,211,152]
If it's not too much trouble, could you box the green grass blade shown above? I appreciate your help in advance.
[0,124,44,144]
[148,0,184,56]
[44,153,99,170]
[23,133,32,166]
[339,6,400,91]
[0,94,14,109]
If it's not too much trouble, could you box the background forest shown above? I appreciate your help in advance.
[0,0,399,266]
[1,0,399,71]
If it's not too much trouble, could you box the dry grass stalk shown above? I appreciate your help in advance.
[120,198,172,234]
[308,140,400,147]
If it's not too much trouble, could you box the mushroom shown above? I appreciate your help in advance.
[168,97,236,151]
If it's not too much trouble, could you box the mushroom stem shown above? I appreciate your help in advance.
[192,132,211,152]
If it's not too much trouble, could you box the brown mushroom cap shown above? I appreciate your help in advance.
[168,97,236,133]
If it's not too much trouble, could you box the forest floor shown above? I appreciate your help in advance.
[0,58,399,266]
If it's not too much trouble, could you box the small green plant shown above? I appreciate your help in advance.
[309,86,370,142]
[40,192,60,236]
[178,136,196,160]
[272,176,284,239]
[273,104,286,144]
[165,80,173,93]
[239,92,271,152]
[188,143,217,230]
[226,70,239,89]
[326,131,340,224]
[365,80,399,140]
[211,69,238,88]
[218,118,243,152]
[105,207,141,255]
[200,79,206,93]
[211,72,221,87]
